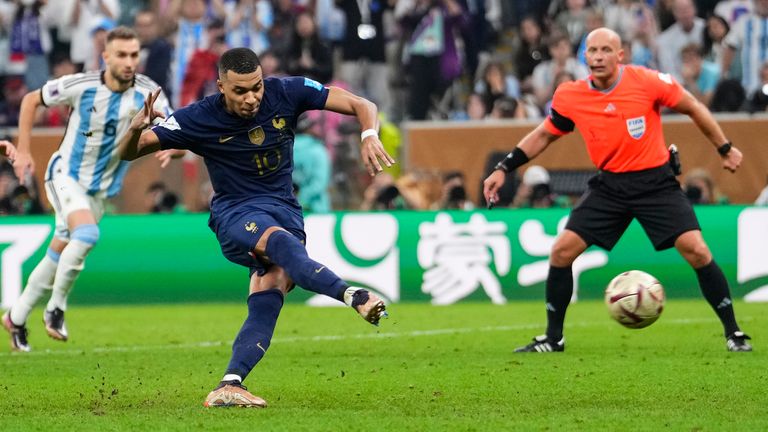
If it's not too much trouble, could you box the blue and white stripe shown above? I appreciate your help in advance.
[43,72,172,198]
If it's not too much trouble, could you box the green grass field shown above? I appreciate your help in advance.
[1,300,766,431]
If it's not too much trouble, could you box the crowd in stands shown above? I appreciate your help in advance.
[2,0,768,214]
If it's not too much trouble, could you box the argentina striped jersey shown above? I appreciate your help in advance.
[42,71,172,197]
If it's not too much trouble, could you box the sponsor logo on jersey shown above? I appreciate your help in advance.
[657,72,673,85]
[244,222,259,233]
[218,135,235,143]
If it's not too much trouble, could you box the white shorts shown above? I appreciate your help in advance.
[45,156,105,240]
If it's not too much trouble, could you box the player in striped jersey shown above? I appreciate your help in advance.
[2,27,175,352]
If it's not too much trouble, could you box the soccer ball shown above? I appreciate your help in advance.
[604,270,665,329]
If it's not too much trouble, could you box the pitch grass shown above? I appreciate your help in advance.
[0,300,765,431]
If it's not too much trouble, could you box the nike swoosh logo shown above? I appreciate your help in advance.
[218,135,235,143]
[256,342,266,353]
[315,266,325,273]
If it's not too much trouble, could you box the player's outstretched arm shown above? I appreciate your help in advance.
[119,89,164,161]
[323,86,395,176]
[12,89,45,181]
[483,122,560,205]
[673,90,742,173]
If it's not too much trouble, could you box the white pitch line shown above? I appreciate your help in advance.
[0,317,721,358]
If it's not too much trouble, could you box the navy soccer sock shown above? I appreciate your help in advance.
[545,265,573,342]
[264,230,348,301]
[225,289,284,381]
[695,260,740,336]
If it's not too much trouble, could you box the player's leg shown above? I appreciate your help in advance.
[258,227,387,325]
[204,268,290,408]
[44,209,100,341]
[2,236,68,352]
[674,231,751,351]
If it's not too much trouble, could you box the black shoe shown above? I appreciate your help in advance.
[514,334,565,353]
[726,331,752,352]
[2,311,30,352]
[43,308,68,341]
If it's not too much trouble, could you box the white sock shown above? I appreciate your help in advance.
[343,287,362,307]
[47,239,94,312]
[222,374,242,383]
[10,254,58,325]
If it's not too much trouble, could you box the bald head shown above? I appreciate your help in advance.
[586,28,622,50]
[584,27,624,88]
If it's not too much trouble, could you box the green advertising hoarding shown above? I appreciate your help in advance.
[2,207,768,307]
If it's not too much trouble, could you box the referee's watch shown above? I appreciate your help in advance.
[717,142,732,156]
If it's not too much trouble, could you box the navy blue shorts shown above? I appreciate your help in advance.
[565,163,700,251]
[211,202,305,276]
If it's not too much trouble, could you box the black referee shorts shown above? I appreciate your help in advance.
[565,163,701,251]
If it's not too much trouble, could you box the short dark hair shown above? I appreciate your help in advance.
[219,47,261,76]
[107,26,138,43]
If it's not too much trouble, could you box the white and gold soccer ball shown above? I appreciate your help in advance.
[604,270,665,329]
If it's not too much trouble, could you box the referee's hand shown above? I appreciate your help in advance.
[721,146,742,173]
[483,170,506,207]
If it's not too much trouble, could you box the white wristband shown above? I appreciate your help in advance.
[360,129,378,141]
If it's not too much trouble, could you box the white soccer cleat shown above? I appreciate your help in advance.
[203,381,267,408]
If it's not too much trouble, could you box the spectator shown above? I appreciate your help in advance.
[9,0,55,90]
[180,24,228,107]
[292,114,332,213]
[87,18,116,71]
[285,12,333,84]
[489,96,526,119]
[0,76,27,127]
[703,14,741,82]
[683,168,728,204]
[398,0,468,120]
[223,0,273,55]
[747,61,768,112]
[0,184,44,215]
[145,181,184,213]
[338,0,392,119]
[680,43,720,106]
[259,49,286,77]
[510,165,567,209]
[474,60,521,115]
[69,0,120,71]
[169,0,210,108]
[656,0,705,82]
[134,9,172,94]
[531,33,589,109]
[512,16,549,83]
[554,0,592,48]
[709,77,746,111]
[459,92,488,120]
[714,0,752,26]
[723,0,768,96]
[433,171,473,210]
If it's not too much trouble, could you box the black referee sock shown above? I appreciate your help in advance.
[545,265,573,342]
[695,260,740,336]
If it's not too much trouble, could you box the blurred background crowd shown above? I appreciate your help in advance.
[1,0,768,216]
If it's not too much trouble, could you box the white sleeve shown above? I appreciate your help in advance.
[151,89,174,126]
[40,75,81,107]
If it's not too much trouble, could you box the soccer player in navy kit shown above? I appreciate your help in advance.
[118,47,394,407]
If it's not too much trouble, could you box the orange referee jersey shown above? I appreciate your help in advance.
[544,65,684,173]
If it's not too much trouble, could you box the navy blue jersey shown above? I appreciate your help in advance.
[152,76,330,219]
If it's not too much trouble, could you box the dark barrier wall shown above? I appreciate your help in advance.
[404,116,768,204]
[2,209,767,307]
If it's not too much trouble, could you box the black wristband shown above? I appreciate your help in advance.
[717,142,732,156]
[494,148,530,173]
